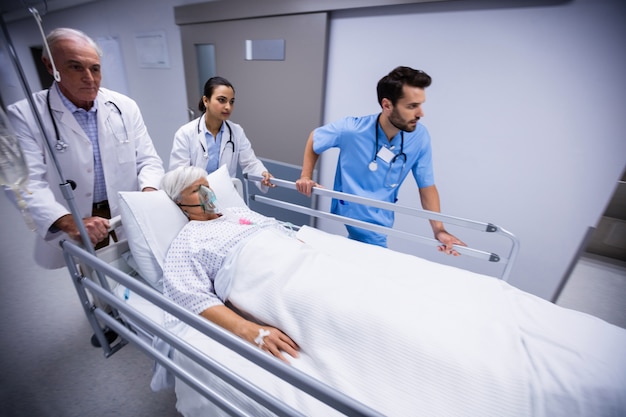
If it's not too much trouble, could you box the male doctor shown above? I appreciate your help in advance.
[5,27,164,269]
[296,66,464,253]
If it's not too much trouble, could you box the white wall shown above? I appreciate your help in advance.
[1,0,201,164]
[2,0,624,300]
[319,0,626,299]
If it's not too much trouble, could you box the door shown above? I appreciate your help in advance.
[179,13,328,223]
[179,12,328,166]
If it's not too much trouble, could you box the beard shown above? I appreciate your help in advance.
[388,108,419,132]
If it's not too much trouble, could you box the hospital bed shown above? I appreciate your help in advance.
[61,165,626,417]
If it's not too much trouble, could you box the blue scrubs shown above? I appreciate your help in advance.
[313,114,434,247]
[204,122,224,174]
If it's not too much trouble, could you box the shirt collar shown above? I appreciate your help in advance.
[55,82,98,114]
[201,114,225,137]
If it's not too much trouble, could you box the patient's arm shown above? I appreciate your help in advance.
[200,305,299,363]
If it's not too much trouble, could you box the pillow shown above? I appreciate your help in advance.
[207,165,246,209]
[118,165,246,291]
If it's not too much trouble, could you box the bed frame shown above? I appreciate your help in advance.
[61,176,519,417]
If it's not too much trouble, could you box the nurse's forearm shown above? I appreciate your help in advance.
[419,185,446,235]
[299,132,319,179]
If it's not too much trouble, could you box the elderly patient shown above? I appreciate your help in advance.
[160,166,626,417]
[161,166,299,362]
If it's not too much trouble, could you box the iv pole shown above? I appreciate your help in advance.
[0,10,96,254]
[0,4,123,352]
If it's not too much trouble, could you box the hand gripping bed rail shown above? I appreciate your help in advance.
[245,174,519,282]
[61,239,385,417]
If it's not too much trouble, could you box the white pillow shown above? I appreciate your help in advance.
[208,165,246,209]
[118,165,246,291]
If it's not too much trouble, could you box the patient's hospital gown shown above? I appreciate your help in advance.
[163,207,290,317]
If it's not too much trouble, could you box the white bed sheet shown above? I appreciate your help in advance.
[170,226,626,417]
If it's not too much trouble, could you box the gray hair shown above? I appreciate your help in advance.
[42,28,103,60]
[160,166,208,202]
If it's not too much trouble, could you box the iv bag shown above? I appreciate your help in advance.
[0,107,28,188]
[0,106,34,230]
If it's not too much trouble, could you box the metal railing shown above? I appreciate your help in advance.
[62,240,385,417]
[245,174,519,281]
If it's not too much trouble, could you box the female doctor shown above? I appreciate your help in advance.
[169,77,273,189]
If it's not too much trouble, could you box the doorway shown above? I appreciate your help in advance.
[178,12,328,223]
[178,12,327,166]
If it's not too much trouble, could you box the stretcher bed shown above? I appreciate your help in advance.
[62,165,626,417]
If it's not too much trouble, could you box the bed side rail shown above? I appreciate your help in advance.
[245,174,519,282]
[62,240,385,417]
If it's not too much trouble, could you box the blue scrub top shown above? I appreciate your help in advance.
[313,113,434,245]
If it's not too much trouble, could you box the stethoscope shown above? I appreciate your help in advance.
[46,88,125,152]
[46,89,68,152]
[368,114,407,188]
[197,117,234,159]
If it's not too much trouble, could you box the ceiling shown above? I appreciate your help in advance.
[1,0,98,21]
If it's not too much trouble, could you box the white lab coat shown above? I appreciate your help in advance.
[5,85,164,268]
[169,116,268,191]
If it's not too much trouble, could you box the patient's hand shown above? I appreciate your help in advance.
[251,325,300,363]
[201,306,299,363]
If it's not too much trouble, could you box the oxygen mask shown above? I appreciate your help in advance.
[177,184,221,215]
[197,185,220,214]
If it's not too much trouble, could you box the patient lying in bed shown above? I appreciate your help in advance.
[160,166,626,417]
